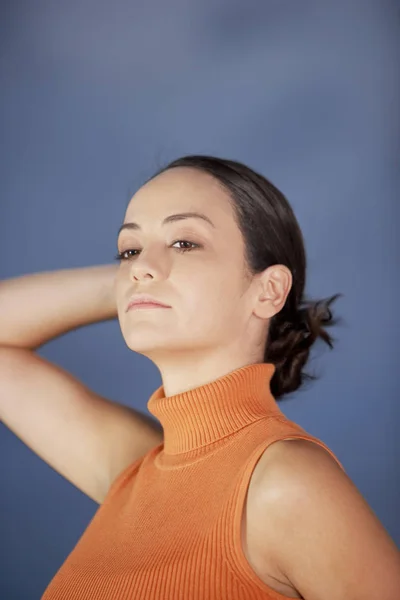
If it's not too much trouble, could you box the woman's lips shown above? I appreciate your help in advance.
[127,302,170,311]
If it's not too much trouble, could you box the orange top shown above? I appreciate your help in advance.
[41,362,345,599]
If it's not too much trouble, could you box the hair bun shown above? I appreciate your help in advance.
[266,293,342,398]
[299,293,342,348]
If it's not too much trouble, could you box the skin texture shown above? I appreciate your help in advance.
[114,166,292,396]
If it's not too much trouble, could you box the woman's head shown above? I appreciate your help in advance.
[115,155,340,398]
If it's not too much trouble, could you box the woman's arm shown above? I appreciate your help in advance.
[256,439,400,599]
[0,265,163,504]
[0,264,118,350]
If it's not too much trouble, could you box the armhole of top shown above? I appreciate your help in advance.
[279,434,346,472]
[105,441,164,501]
[227,434,345,599]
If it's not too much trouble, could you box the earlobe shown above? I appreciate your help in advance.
[254,288,278,320]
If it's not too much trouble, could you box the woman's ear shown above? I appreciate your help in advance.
[254,265,292,319]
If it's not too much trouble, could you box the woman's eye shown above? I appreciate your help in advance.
[114,240,200,262]
[171,240,199,251]
[114,249,138,261]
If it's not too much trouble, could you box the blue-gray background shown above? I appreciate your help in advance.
[1,1,399,598]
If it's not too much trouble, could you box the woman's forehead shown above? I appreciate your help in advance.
[134,167,222,203]
[124,168,234,226]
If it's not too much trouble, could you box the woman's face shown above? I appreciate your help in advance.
[114,167,267,368]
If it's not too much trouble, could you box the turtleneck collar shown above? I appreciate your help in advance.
[147,362,282,456]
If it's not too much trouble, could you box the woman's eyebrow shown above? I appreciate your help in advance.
[117,212,215,235]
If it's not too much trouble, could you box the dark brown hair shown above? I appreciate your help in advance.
[149,155,342,399]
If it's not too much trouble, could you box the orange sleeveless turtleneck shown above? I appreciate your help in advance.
[41,362,344,599]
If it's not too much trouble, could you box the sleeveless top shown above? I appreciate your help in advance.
[41,362,345,599]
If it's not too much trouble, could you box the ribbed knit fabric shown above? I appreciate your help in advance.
[41,362,345,599]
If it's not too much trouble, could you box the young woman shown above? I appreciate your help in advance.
[1,155,399,599]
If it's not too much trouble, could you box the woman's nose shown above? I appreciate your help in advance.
[131,267,154,282]
[129,249,166,282]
